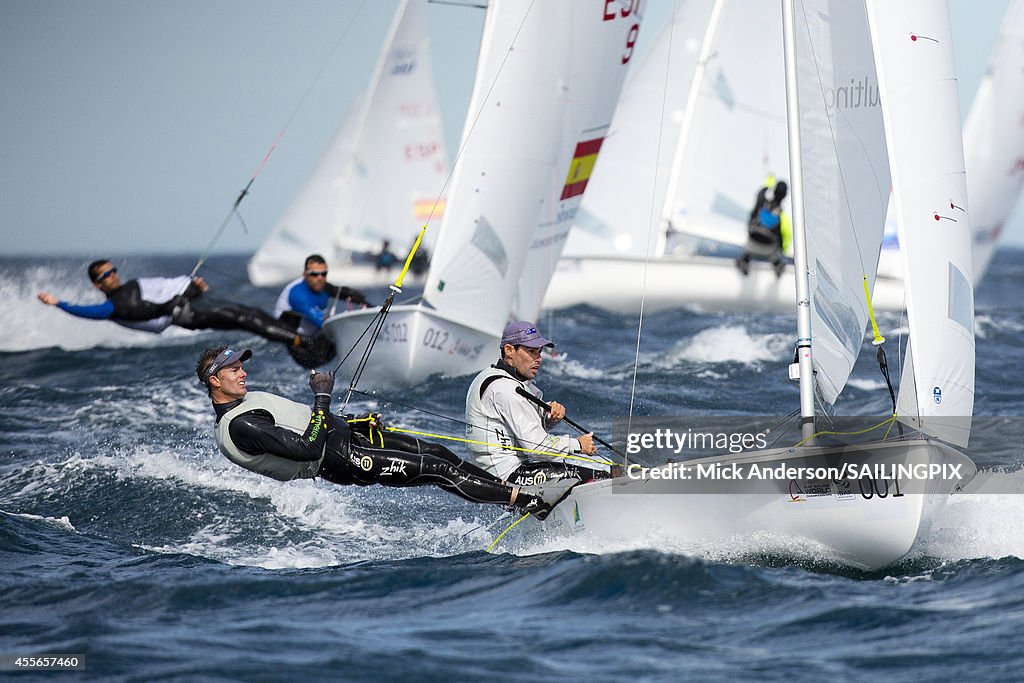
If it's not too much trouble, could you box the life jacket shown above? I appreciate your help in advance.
[215,391,324,481]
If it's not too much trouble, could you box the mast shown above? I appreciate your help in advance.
[658,0,726,257]
[781,0,815,442]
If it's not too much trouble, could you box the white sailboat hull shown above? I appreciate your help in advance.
[543,254,907,313]
[322,304,498,388]
[547,438,974,571]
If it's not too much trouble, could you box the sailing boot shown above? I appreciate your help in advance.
[518,477,581,521]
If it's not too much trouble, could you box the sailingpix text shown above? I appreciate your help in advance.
[626,461,967,482]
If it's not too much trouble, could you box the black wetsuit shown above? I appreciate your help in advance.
[172,288,303,346]
[213,399,521,506]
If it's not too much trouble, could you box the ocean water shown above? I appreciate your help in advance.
[2,251,1023,681]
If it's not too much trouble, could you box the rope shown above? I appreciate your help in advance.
[863,275,885,345]
[793,415,897,448]
[486,512,532,553]
[343,389,615,468]
[384,426,614,467]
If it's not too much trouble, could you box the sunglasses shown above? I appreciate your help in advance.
[95,267,118,282]
[305,270,328,277]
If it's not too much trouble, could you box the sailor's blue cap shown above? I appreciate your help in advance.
[501,321,554,349]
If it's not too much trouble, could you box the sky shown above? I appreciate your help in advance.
[0,0,1017,257]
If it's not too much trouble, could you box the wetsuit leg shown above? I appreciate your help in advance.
[180,302,302,345]
[350,428,504,483]
[342,442,516,506]
[507,461,610,487]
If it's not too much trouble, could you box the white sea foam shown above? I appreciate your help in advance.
[1,509,77,532]
[667,325,790,366]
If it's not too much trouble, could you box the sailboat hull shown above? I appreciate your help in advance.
[547,438,974,571]
[322,304,498,388]
[543,254,907,313]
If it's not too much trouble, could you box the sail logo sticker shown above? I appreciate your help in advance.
[560,138,605,200]
[933,386,942,404]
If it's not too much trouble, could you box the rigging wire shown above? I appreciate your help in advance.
[627,0,683,465]
[189,0,373,280]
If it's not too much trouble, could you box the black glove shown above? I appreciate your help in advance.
[309,370,335,395]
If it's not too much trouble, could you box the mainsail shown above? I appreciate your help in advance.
[425,1,639,334]
[247,0,448,287]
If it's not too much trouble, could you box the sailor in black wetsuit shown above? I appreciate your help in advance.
[195,345,576,519]
[38,259,314,348]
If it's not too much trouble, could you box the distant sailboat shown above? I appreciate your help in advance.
[544,0,1024,315]
[546,0,976,572]
[323,0,641,387]
[247,0,448,289]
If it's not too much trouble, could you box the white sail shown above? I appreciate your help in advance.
[425,1,641,334]
[248,0,448,287]
[879,0,1024,288]
[556,2,713,261]
[795,0,891,404]
[665,0,789,251]
[324,0,642,386]
[961,0,1024,280]
[512,4,647,322]
[868,0,975,447]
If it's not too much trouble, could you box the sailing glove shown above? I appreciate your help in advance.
[309,370,335,396]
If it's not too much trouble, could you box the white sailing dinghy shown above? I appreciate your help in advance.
[323,0,640,387]
[247,0,449,289]
[544,0,1023,315]
[546,0,977,572]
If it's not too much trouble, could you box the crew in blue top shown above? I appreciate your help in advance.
[273,254,370,368]
[736,177,792,278]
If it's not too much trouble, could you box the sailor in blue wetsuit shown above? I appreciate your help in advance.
[197,345,575,519]
[736,178,791,278]
[37,259,313,347]
[273,254,370,368]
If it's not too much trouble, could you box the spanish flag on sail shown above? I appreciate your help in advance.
[560,137,604,200]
